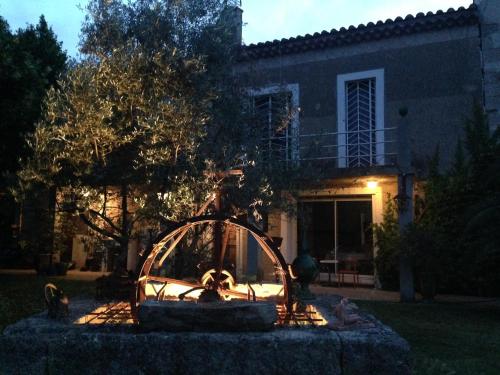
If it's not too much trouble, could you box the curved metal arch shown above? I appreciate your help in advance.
[134,215,293,311]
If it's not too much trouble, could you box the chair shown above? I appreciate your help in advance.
[337,258,359,288]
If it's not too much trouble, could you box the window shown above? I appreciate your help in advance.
[337,69,384,168]
[249,84,299,162]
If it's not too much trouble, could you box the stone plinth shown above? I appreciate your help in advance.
[0,297,410,375]
[138,300,277,332]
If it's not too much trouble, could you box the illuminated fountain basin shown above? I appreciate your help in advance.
[146,281,286,301]
[139,280,325,331]
[0,296,410,375]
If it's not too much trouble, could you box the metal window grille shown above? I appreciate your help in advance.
[253,92,293,162]
[345,78,377,167]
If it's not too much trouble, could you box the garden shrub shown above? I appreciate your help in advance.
[375,103,500,296]
[373,196,400,291]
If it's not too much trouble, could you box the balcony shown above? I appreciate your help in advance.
[263,125,398,172]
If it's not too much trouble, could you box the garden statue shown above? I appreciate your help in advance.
[291,253,318,301]
[44,283,69,319]
[332,298,375,330]
[333,298,362,327]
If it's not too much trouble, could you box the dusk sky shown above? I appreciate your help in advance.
[1,0,472,57]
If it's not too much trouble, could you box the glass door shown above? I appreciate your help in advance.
[298,198,374,275]
[335,200,373,275]
[297,202,335,260]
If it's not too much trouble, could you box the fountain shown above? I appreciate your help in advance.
[0,172,411,374]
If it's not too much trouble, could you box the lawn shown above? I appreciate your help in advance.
[1,275,499,374]
[356,300,500,375]
[0,274,95,332]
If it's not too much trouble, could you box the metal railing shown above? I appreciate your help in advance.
[263,126,398,167]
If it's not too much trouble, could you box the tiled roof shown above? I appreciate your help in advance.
[239,4,478,61]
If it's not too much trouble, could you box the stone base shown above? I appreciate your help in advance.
[138,300,277,332]
[0,297,410,374]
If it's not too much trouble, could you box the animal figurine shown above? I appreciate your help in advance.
[44,283,69,319]
[333,297,362,326]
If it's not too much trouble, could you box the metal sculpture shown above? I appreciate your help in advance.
[133,215,293,312]
[131,170,294,320]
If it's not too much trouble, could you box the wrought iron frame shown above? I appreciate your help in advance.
[132,214,294,316]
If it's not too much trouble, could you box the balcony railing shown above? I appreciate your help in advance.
[263,126,398,168]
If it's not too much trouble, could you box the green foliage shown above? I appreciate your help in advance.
[374,102,500,296]
[423,104,500,296]
[80,0,236,59]
[21,46,208,188]
[0,15,67,178]
[373,195,400,290]
[0,15,66,252]
[463,105,500,294]
[16,0,311,274]
[412,146,466,292]
[17,42,215,266]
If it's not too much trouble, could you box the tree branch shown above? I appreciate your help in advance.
[88,208,122,233]
[78,212,123,244]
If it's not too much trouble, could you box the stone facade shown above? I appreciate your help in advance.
[238,6,483,172]
[231,3,498,283]
[476,0,500,131]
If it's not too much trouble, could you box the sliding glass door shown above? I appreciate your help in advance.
[298,198,374,275]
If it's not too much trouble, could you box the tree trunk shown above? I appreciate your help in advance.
[114,184,129,274]
[213,189,222,264]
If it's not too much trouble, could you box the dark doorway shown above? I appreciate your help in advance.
[298,198,373,274]
[298,202,334,260]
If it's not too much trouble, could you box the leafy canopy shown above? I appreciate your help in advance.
[18,0,305,268]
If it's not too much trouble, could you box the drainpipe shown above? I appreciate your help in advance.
[396,108,415,302]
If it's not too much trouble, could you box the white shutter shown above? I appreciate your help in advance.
[345,78,376,167]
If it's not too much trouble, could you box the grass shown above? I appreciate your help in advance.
[356,299,500,375]
[0,274,95,332]
[1,275,499,374]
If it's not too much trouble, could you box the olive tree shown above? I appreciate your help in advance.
[18,0,304,273]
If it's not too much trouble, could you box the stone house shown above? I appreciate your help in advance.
[66,1,498,286]
[227,0,499,285]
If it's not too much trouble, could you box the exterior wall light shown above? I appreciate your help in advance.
[366,180,378,189]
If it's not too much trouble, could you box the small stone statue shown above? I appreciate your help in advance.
[44,283,69,319]
[334,297,362,326]
[330,298,376,331]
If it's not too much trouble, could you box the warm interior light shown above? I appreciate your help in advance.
[366,180,378,189]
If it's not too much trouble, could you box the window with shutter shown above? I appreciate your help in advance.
[346,78,376,167]
[253,92,293,161]
[337,69,384,168]
[249,84,300,163]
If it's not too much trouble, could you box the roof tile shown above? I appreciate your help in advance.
[239,4,478,61]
